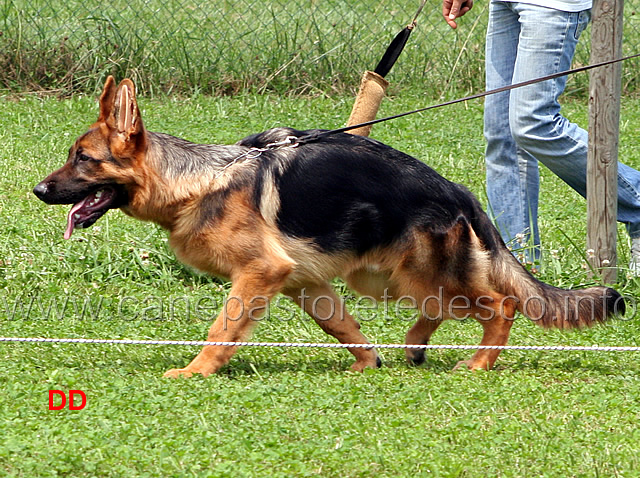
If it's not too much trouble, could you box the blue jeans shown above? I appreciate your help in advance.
[484,1,640,262]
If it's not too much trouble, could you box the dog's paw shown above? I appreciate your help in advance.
[163,368,196,379]
[406,350,426,366]
[350,356,382,372]
[452,360,471,371]
[453,360,489,372]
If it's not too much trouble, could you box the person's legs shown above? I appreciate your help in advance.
[484,0,541,263]
[508,4,640,243]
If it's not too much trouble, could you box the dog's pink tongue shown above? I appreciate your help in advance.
[64,199,88,240]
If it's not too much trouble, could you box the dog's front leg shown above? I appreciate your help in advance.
[164,265,290,378]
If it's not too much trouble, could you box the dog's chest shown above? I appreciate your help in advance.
[168,233,233,280]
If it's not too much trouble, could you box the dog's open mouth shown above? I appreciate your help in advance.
[64,188,118,239]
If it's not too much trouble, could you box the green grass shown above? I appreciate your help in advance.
[2,0,640,96]
[0,0,485,96]
[1,90,640,476]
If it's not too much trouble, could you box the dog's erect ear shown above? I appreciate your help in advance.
[111,79,144,141]
[97,76,116,124]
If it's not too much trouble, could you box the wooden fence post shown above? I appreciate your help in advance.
[587,0,624,284]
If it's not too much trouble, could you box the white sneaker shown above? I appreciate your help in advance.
[630,237,640,276]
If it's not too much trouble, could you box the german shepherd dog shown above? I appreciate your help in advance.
[34,77,624,378]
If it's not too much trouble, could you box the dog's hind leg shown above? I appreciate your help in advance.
[164,262,292,378]
[284,283,381,372]
[453,295,517,371]
[404,316,444,366]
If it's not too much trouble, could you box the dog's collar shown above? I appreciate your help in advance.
[215,135,300,178]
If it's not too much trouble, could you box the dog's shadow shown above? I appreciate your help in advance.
[150,352,620,378]
[151,349,622,378]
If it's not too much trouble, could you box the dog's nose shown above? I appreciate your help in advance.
[33,182,49,199]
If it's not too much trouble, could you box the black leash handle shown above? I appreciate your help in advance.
[298,52,640,145]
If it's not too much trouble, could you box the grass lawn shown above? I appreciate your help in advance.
[1,89,640,477]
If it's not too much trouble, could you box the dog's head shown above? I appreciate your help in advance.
[34,76,146,239]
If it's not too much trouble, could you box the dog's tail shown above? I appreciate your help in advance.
[464,199,625,328]
[487,236,625,329]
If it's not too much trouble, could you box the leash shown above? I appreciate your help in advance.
[2,336,640,352]
[295,52,640,146]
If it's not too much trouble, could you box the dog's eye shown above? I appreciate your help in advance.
[77,153,93,163]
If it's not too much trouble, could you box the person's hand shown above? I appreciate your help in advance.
[442,0,474,29]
